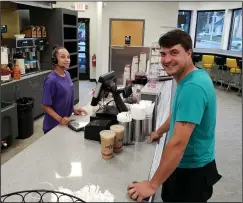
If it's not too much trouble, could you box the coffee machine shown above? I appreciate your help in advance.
[2,37,48,75]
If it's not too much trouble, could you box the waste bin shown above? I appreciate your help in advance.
[16,97,34,139]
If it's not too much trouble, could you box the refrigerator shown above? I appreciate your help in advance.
[78,18,90,80]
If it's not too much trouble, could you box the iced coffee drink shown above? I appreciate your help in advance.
[100,130,115,160]
[110,124,125,153]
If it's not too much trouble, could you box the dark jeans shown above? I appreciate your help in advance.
[161,160,222,202]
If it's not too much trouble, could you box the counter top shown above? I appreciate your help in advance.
[1,70,51,86]
[193,48,242,58]
[1,105,157,202]
[1,80,174,202]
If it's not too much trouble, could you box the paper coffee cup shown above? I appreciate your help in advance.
[100,130,115,160]
[110,124,125,153]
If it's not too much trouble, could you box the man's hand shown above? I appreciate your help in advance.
[73,108,88,116]
[147,131,161,144]
[127,180,156,202]
[60,117,69,125]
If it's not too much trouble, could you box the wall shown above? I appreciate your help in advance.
[1,2,20,38]
[53,2,97,79]
[99,2,179,78]
[179,2,242,49]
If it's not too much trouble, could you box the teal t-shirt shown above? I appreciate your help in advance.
[168,68,217,168]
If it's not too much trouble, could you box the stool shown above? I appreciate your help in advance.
[192,54,201,65]
[202,55,215,78]
[214,56,225,84]
[237,59,242,95]
[226,58,241,91]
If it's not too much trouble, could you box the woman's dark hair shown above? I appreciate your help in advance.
[52,44,65,57]
[158,29,192,51]
[52,45,66,65]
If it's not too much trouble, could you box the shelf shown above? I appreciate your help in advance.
[64,41,78,53]
[69,65,78,70]
[64,25,77,28]
[72,77,78,82]
[64,27,77,40]
[63,13,77,26]
[70,52,78,56]
[64,39,77,42]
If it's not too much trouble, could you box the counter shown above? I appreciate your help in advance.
[193,48,242,58]
[1,80,174,202]
[1,70,52,86]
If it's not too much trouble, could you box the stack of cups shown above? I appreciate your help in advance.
[117,112,133,145]
[100,130,116,160]
[123,64,131,86]
[139,100,155,136]
[110,124,125,153]
[131,56,139,80]
[130,104,146,142]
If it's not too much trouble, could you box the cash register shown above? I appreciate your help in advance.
[84,71,132,142]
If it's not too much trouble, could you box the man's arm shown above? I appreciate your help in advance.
[150,121,195,189]
[156,113,171,136]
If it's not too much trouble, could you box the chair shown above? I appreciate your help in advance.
[202,55,215,78]
[215,56,228,89]
[213,56,225,85]
[237,59,242,96]
[226,58,241,91]
[192,54,201,65]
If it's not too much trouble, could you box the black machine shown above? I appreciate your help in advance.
[91,71,131,117]
[84,71,132,141]
[1,25,7,40]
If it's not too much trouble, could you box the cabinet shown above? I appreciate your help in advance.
[29,7,79,82]
[1,83,16,102]
[1,72,50,120]
[19,76,43,119]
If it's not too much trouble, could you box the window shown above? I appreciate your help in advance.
[195,10,225,49]
[228,8,242,51]
[177,10,191,34]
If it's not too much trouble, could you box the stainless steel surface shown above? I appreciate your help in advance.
[119,121,133,145]
[144,116,153,137]
[133,119,146,142]
[109,46,151,85]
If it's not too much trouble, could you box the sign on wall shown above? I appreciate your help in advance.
[125,36,131,45]
[74,3,87,11]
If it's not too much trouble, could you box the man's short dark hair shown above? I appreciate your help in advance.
[158,29,192,51]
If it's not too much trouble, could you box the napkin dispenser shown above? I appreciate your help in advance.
[84,119,113,142]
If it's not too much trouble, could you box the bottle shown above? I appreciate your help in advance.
[13,63,21,80]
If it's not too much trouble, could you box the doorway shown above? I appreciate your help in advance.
[78,18,90,80]
[110,19,145,46]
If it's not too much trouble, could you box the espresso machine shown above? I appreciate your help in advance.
[2,37,48,75]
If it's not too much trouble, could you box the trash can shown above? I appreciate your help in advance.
[16,97,34,139]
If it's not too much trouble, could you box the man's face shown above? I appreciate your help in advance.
[160,44,192,77]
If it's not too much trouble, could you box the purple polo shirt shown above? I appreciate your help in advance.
[42,70,74,134]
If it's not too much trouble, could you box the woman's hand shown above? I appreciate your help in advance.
[73,108,88,116]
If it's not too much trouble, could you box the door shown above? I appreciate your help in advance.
[110,19,145,46]
[78,18,90,80]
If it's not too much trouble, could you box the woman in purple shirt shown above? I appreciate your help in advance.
[41,45,87,134]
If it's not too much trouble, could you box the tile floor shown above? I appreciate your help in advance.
[1,81,242,202]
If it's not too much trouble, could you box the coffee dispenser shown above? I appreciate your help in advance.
[2,38,48,75]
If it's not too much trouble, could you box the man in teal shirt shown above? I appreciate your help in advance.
[128,29,221,202]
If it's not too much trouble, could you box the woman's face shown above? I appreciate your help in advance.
[56,48,71,68]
